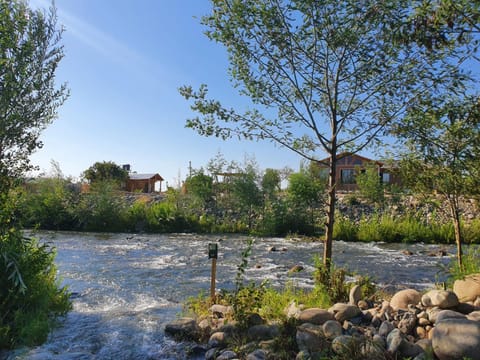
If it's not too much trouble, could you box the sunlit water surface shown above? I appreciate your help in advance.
[4,232,455,359]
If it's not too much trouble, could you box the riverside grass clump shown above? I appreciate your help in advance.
[442,247,480,287]
[0,229,71,349]
[333,213,480,244]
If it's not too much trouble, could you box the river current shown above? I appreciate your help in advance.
[4,232,455,359]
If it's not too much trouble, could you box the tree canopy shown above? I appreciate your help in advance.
[0,0,68,190]
[398,95,480,266]
[180,0,459,266]
[82,161,128,186]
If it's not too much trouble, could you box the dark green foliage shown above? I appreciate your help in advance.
[75,181,128,232]
[0,193,71,349]
[397,96,480,266]
[261,168,281,201]
[0,0,70,349]
[22,177,78,230]
[0,0,68,183]
[332,213,480,244]
[314,258,349,303]
[314,257,377,304]
[355,164,385,207]
[184,171,214,211]
[82,161,128,187]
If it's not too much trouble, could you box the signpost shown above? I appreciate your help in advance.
[208,243,218,302]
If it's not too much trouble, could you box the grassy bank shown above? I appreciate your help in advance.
[333,214,480,244]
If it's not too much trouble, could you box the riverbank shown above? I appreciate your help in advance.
[166,277,480,360]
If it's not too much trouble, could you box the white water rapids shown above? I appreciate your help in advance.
[3,232,455,359]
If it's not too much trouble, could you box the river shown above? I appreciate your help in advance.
[4,232,454,359]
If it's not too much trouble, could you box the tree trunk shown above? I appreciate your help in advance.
[449,198,463,268]
[323,151,337,269]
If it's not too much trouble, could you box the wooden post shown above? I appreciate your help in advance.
[210,257,217,302]
[208,242,218,303]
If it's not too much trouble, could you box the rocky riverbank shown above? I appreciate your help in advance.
[165,274,480,360]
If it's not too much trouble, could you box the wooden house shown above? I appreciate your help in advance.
[126,173,164,193]
[315,153,400,192]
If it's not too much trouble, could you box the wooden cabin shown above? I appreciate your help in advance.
[315,153,400,192]
[126,173,164,193]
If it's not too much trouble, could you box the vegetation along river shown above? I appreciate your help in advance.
[5,232,456,359]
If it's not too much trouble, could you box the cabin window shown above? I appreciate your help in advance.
[341,169,356,184]
[382,172,390,184]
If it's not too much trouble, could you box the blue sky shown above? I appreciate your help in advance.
[27,0,305,188]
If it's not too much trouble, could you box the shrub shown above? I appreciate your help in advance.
[0,228,71,349]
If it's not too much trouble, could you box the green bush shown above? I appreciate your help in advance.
[0,228,71,349]
[74,181,128,232]
[21,178,78,230]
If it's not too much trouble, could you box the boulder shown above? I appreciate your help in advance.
[328,303,362,323]
[390,289,422,311]
[205,348,219,360]
[322,320,343,340]
[247,324,280,341]
[432,318,480,360]
[456,302,477,314]
[415,338,433,353]
[164,317,199,340]
[378,321,395,337]
[453,274,480,302]
[386,328,404,353]
[398,312,417,335]
[288,265,304,274]
[208,332,228,348]
[246,349,267,360]
[331,335,358,355]
[435,309,466,323]
[421,290,459,309]
[468,311,480,321]
[298,308,335,325]
[296,323,328,354]
[216,350,238,360]
[426,307,442,323]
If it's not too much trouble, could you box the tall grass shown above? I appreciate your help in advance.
[445,247,480,286]
[334,214,480,244]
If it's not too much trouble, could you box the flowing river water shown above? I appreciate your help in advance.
[4,232,455,360]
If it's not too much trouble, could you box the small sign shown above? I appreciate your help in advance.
[208,243,218,259]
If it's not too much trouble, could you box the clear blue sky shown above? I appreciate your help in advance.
[28,0,305,188]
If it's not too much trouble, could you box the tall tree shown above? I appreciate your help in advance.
[0,0,68,190]
[0,0,70,348]
[180,0,453,266]
[398,96,480,267]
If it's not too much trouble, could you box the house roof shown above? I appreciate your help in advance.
[128,173,164,181]
[317,152,383,166]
